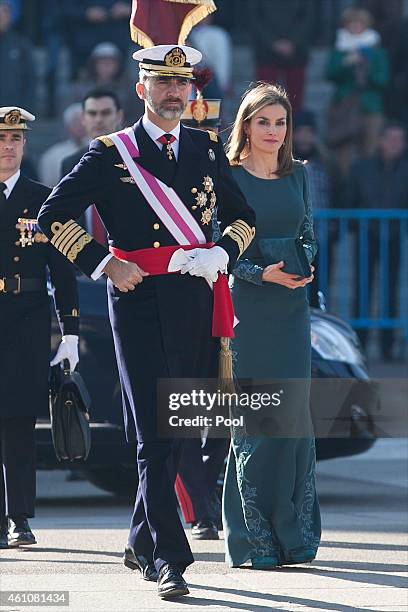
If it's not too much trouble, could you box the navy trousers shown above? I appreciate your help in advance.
[0,416,36,519]
[108,274,218,572]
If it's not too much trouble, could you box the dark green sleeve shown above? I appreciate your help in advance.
[233,258,265,286]
[300,165,318,264]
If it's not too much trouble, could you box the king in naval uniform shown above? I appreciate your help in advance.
[38,45,255,599]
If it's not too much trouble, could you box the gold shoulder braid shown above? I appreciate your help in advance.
[223,220,255,257]
[96,135,114,147]
[207,130,218,142]
[51,220,93,262]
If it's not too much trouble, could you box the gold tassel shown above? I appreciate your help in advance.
[130,1,216,47]
[130,24,155,47]
[218,337,235,394]
[176,1,217,45]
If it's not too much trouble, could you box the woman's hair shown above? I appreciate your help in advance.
[341,7,373,29]
[226,82,294,177]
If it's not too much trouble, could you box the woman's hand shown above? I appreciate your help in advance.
[262,261,314,289]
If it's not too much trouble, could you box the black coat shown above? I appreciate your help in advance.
[0,175,79,418]
[38,120,255,439]
[60,146,88,180]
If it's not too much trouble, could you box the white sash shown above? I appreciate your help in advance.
[109,128,206,246]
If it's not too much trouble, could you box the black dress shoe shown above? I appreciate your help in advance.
[191,520,219,540]
[0,520,8,549]
[157,564,189,599]
[8,517,36,547]
[123,546,158,581]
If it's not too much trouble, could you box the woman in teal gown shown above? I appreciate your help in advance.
[222,83,321,569]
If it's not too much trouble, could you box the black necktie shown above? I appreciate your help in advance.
[0,182,7,216]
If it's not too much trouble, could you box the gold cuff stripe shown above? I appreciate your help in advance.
[223,219,255,256]
[51,220,76,247]
[231,225,252,243]
[231,221,256,245]
[231,219,254,237]
[223,225,251,243]
[55,224,85,251]
[67,234,92,263]
[63,230,92,259]
[50,219,93,262]
[60,228,87,256]
[52,223,80,250]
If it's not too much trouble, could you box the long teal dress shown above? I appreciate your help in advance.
[223,162,321,567]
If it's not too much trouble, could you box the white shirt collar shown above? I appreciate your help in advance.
[2,169,21,199]
[142,114,180,144]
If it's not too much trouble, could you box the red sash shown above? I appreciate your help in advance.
[110,244,234,339]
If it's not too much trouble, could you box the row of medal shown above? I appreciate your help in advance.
[15,218,48,247]
[193,175,216,225]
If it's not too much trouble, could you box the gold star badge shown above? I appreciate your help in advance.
[201,208,213,225]
[196,191,207,208]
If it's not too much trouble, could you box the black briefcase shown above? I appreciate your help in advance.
[49,360,91,462]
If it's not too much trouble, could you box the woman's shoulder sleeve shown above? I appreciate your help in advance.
[290,160,308,187]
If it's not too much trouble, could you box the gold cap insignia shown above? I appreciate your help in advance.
[165,47,186,67]
[4,109,21,126]
[0,106,35,130]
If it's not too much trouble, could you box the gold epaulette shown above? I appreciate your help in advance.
[96,135,114,147]
[223,220,255,257]
[207,130,218,143]
[50,219,93,263]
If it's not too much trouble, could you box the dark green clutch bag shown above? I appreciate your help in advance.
[258,237,311,278]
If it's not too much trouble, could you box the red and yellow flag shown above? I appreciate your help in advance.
[130,0,216,48]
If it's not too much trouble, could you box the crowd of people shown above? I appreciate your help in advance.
[1,3,407,354]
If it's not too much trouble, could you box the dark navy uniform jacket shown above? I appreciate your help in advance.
[0,175,79,418]
[38,120,255,439]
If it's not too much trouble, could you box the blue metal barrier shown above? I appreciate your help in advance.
[313,209,408,337]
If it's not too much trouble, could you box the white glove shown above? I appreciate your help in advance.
[179,246,229,283]
[50,335,79,371]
